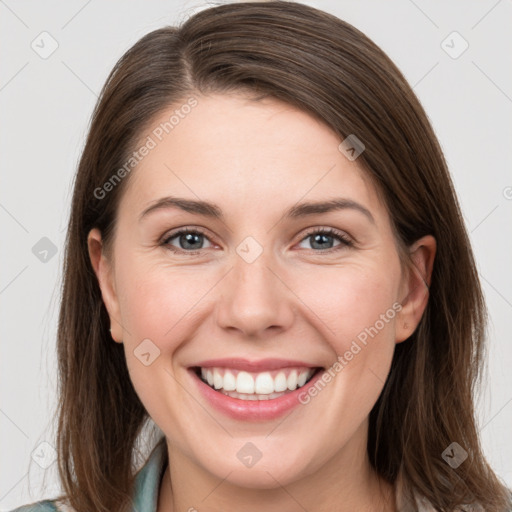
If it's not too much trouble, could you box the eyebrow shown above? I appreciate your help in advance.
[138,196,375,224]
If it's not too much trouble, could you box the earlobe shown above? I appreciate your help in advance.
[87,228,123,343]
[395,235,436,343]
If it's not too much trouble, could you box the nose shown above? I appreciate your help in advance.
[215,249,295,339]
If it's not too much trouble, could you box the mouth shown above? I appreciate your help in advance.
[191,366,324,401]
[188,359,327,421]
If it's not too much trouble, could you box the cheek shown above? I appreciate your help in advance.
[115,259,214,343]
[292,261,401,403]
[294,262,401,351]
[341,269,400,379]
[114,261,213,430]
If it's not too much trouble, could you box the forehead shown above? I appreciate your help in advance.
[119,93,385,223]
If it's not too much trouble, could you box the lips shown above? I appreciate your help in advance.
[194,358,319,372]
[188,358,325,420]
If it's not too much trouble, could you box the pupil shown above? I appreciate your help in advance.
[181,233,202,250]
[311,233,333,250]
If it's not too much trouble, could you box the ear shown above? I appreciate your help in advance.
[87,228,123,343]
[395,235,436,343]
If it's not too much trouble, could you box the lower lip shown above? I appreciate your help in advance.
[189,368,324,421]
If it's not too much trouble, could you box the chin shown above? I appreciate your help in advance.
[196,440,322,490]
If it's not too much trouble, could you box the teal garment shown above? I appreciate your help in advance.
[9,437,168,512]
[8,502,57,512]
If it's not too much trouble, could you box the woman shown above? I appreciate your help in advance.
[11,1,512,511]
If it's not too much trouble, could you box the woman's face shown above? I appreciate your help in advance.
[89,92,433,491]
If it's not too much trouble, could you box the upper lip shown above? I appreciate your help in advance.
[191,358,321,372]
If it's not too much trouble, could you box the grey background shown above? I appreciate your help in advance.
[1,0,511,509]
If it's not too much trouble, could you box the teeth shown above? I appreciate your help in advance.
[274,372,288,392]
[199,367,316,396]
[255,372,274,394]
[223,371,236,391]
[220,390,287,400]
[236,371,255,394]
[287,370,298,390]
[213,368,223,390]
[297,370,308,387]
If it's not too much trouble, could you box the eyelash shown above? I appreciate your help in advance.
[160,226,354,255]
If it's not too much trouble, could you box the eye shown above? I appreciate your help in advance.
[161,226,353,255]
[297,227,353,252]
[161,227,215,254]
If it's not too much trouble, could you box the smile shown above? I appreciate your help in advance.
[195,366,319,400]
[188,358,325,421]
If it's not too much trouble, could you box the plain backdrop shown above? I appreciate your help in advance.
[1,0,511,509]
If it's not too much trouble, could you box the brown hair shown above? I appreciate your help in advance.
[47,1,511,511]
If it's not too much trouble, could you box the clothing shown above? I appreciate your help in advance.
[8,437,468,512]
[8,438,168,512]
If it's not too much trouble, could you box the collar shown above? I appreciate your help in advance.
[131,436,168,512]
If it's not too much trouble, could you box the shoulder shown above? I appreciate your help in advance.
[8,439,168,512]
[8,498,76,512]
[7,500,60,512]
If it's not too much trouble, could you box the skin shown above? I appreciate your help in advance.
[88,92,435,512]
